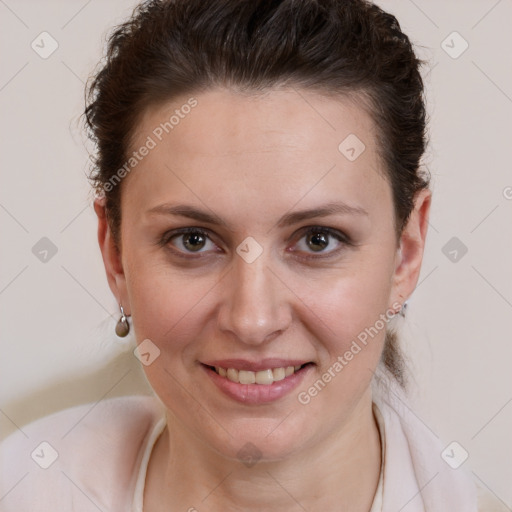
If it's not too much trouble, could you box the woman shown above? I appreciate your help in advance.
[0,0,506,510]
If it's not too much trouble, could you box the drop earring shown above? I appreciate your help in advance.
[399,300,408,317]
[115,304,130,337]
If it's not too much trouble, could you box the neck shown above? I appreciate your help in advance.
[145,389,381,512]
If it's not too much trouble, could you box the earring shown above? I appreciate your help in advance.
[115,304,130,337]
[399,300,408,318]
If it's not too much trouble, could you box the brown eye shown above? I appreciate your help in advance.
[306,232,329,252]
[182,232,206,252]
[291,226,348,256]
[164,228,217,254]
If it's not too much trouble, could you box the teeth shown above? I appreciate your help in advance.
[239,370,256,384]
[214,364,305,385]
[227,368,238,382]
[255,369,274,385]
[272,367,285,381]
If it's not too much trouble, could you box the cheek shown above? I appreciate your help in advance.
[124,241,396,349]
[296,283,389,388]
[292,272,394,418]
[124,261,218,402]
[125,258,217,348]
[294,254,395,352]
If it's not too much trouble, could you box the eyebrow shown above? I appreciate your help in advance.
[276,202,368,228]
[147,201,368,228]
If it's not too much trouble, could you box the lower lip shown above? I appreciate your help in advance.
[202,364,313,405]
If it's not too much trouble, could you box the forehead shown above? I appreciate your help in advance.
[135,87,378,158]
[125,88,391,219]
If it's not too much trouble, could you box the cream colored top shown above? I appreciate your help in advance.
[0,395,506,511]
[131,415,166,512]
[128,403,385,511]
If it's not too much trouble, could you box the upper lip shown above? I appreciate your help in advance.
[201,358,313,372]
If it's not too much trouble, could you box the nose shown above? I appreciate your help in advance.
[217,252,292,346]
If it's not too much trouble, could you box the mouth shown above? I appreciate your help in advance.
[200,360,315,404]
[203,363,313,385]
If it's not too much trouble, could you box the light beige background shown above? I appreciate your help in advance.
[1,0,511,506]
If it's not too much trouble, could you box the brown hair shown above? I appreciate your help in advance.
[84,0,430,385]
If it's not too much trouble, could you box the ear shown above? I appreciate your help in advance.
[390,188,432,311]
[94,197,130,314]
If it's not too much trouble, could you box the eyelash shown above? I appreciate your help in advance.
[159,226,352,260]
[290,226,352,260]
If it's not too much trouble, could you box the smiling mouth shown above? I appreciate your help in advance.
[203,363,313,385]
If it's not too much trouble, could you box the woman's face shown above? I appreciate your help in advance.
[98,88,429,461]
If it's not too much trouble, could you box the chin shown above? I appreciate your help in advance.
[204,414,316,464]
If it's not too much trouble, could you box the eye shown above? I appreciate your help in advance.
[163,228,218,254]
[291,226,349,256]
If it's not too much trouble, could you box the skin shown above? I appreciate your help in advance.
[95,88,431,511]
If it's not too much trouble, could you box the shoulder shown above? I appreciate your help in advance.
[0,395,165,512]
[477,483,511,512]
